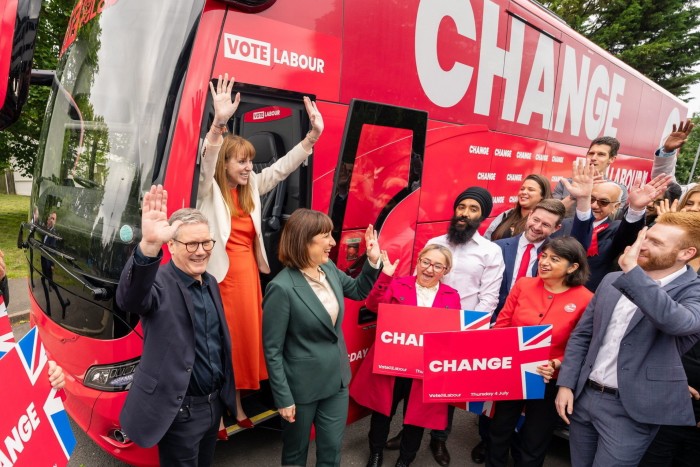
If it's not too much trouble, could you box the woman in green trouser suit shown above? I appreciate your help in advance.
[263,209,381,466]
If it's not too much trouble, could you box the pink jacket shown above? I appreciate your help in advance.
[350,274,461,430]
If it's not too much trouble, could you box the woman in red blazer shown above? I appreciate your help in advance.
[350,244,461,467]
[488,236,592,467]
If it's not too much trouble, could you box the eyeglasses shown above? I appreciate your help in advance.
[418,258,446,273]
[172,239,216,252]
[590,196,617,207]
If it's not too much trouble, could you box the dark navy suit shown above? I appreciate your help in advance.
[552,214,645,292]
[116,251,237,449]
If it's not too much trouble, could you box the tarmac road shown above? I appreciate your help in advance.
[9,279,572,466]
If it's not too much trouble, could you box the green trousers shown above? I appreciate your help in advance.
[280,386,349,467]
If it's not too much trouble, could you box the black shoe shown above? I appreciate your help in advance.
[366,452,383,467]
[395,459,410,467]
[385,430,402,450]
[471,440,486,464]
[429,439,450,466]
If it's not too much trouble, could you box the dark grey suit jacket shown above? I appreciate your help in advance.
[116,252,237,448]
[558,266,700,426]
[552,214,645,292]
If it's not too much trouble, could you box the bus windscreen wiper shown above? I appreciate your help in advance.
[19,221,110,301]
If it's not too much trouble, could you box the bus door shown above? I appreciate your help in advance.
[329,100,427,422]
[194,85,313,432]
[195,85,313,287]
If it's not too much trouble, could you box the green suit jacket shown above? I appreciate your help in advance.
[263,259,379,408]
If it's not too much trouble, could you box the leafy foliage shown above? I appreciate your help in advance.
[540,0,700,98]
[0,0,73,176]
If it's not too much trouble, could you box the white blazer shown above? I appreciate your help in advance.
[197,137,312,282]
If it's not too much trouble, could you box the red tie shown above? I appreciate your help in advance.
[516,243,534,281]
[587,222,610,256]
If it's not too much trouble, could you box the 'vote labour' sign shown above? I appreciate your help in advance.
[422,326,552,402]
[0,327,76,466]
[373,304,491,378]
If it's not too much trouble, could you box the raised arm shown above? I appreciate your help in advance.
[653,120,695,183]
[138,185,182,257]
[207,73,240,146]
[617,228,700,336]
[663,120,694,154]
[300,96,324,153]
[561,160,594,214]
[608,174,672,257]
[199,74,241,199]
[365,250,399,312]
[336,225,382,301]
[256,96,325,195]
[564,161,595,248]
[117,185,181,315]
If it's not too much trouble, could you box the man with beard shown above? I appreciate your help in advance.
[428,186,505,313]
[555,212,700,467]
[384,186,504,466]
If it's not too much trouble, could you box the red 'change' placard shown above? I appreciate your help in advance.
[373,304,491,379]
[423,326,552,402]
[0,327,75,466]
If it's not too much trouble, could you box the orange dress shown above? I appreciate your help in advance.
[218,190,268,390]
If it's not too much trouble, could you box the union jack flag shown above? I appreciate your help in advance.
[0,327,77,465]
[467,400,495,418]
[518,325,552,399]
[17,326,48,385]
[0,297,14,360]
[44,387,77,459]
[460,310,491,330]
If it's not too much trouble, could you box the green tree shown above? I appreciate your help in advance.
[541,0,700,98]
[0,0,73,177]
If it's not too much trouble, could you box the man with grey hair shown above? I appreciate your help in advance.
[116,184,236,466]
[551,175,671,292]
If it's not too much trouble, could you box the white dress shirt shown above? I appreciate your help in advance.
[416,282,439,307]
[589,265,688,388]
[427,233,505,313]
[510,235,545,289]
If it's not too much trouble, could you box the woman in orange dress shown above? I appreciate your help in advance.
[197,74,323,427]
[218,189,267,393]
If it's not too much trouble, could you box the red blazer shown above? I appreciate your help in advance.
[494,277,593,367]
[350,274,461,430]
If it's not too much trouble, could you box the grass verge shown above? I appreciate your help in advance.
[0,194,30,278]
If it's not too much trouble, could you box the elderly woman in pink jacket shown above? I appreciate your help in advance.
[350,245,461,467]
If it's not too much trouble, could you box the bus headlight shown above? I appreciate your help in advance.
[84,359,139,391]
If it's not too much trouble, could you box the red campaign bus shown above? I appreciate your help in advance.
[0,0,688,464]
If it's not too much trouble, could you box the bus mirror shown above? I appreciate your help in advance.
[0,0,42,130]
